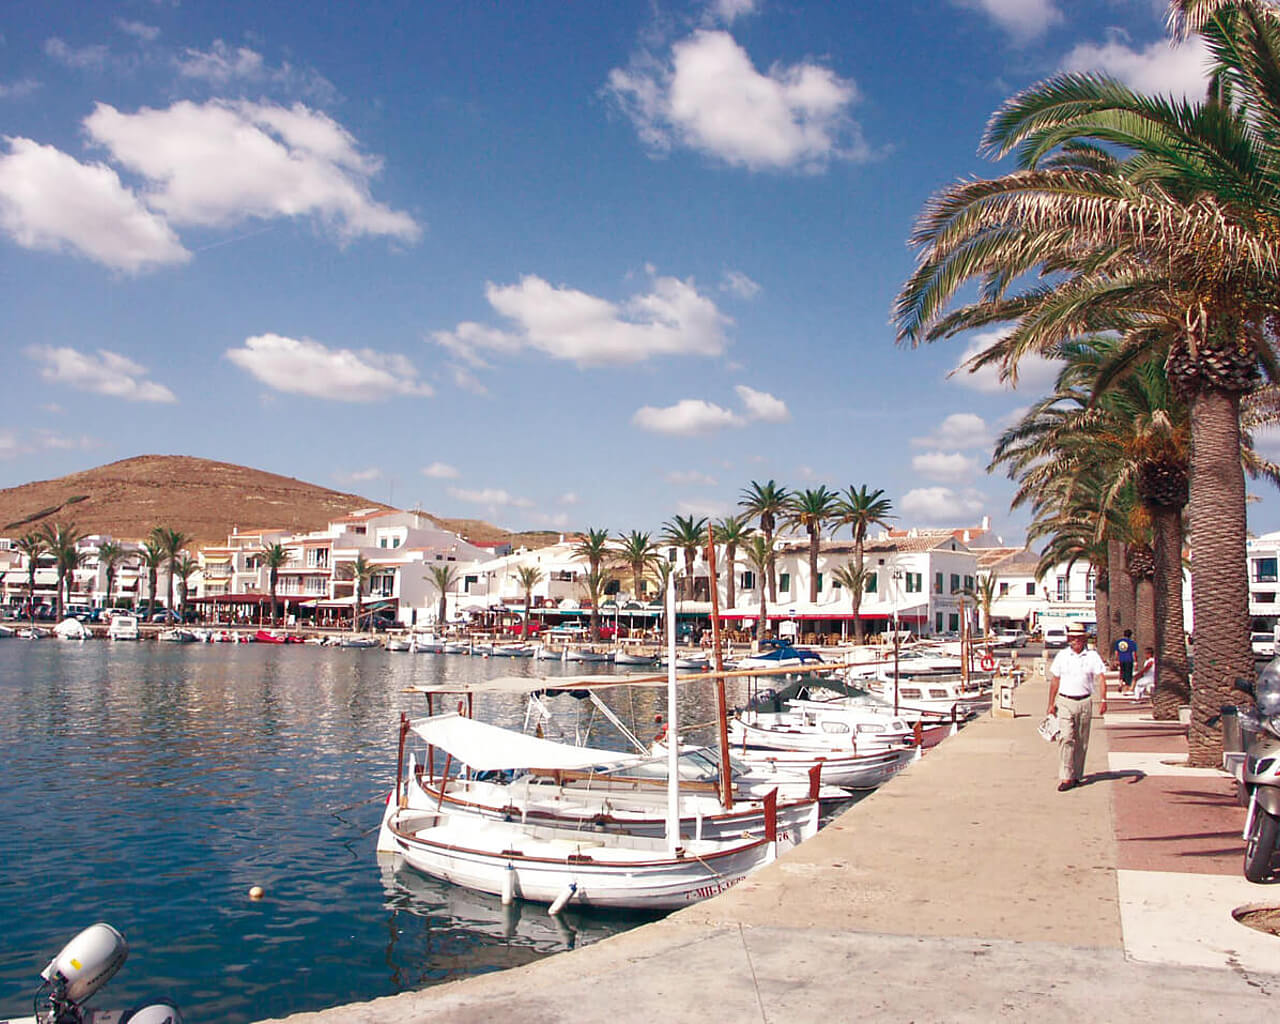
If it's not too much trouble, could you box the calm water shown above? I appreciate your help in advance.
[0,641,730,1023]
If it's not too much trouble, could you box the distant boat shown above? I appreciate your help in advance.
[157,628,198,643]
[107,615,140,641]
[54,617,88,641]
[339,635,380,649]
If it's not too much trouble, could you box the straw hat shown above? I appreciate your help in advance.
[1066,622,1087,636]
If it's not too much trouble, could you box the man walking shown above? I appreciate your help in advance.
[1113,628,1137,693]
[1047,622,1108,791]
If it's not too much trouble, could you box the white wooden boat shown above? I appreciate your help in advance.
[490,643,537,658]
[409,632,446,653]
[613,648,659,666]
[378,714,821,854]
[728,740,918,790]
[385,636,412,652]
[157,628,198,643]
[861,673,992,717]
[339,635,380,648]
[561,645,612,663]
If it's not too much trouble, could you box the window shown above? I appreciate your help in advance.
[905,572,922,593]
[1056,575,1069,600]
[464,574,478,592]
[963,575,974,591]
[865,574,877,593]
[1085,573,1096,600]
[934,572,943,594]
[949,613,960,632]
[1026,582,1036,596]
[936,613,944,632]
[817,573,824,592]
[1255,557,1279,583]
[949,573,960,593]
[999,582,1009,596]
[779,572,791,593]
[742,570,756,591]
[1258,592,1277,604]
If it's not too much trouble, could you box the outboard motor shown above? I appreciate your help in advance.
[28,924,182,1024]
[1242,658,1280,883]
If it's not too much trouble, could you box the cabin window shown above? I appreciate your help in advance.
[901,688,922,699]
[929,688,949,699]
[779,573,791,593]
[820,722,850,734]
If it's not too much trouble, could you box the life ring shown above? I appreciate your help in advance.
[979,654,996,672]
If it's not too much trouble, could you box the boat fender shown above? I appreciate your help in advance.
[549,881,577,915]
[655,723,667,744]
[502,863,516,905]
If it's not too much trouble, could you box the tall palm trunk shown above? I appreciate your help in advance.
[1109,537,1134,640]
[1135,572,1155,671]
[1151,505,1191,720]
[807,528,819,603]
[852,540,866,645]
[725,544,738,609]
[1187,387,1254,766]
[764,520,777,603]
[1094,568,1111,657]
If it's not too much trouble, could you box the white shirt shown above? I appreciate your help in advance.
[1050,645,1107,698]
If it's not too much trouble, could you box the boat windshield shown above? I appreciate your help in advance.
[599,746,752,781]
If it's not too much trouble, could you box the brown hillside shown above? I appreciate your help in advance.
[0,455,553,550]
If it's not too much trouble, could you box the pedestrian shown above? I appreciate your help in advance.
[1133,647,1156,700]
[1047,621,1108,791]
[1113,628,1137,693]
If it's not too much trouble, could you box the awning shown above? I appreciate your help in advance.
[202,556,231,565]
[311,596,396,609]
[409,713,636,772]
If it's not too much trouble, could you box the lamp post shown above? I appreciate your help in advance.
[891,568,904,714]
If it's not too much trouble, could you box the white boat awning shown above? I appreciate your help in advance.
[409,712,636,772]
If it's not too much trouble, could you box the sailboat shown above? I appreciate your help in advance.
[383,572,783,911]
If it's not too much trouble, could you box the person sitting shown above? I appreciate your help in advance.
[1133,648,1156,700]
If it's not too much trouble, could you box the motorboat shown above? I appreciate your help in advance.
[726,742,918,790]
[106,614,139,641]
[339,635,381,648]
[385,635,412,652]
[613,647,659,667]
[561,645,612,663]
[408,632,446,653]
[733,644,826,671]
[860,672,993,717]
[490,643,537,658]
[157,627,199,643]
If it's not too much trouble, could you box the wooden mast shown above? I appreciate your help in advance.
[706,522,733,810]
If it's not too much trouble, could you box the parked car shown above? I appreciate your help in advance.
[150,609,180,623]
[1252,631,1276,658]
[995,628,1028,648]
[1043,626,1069,650]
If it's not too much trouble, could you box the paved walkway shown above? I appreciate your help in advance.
[265,668,1280,1023]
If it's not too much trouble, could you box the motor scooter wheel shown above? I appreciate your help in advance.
[1243,805,1280,883]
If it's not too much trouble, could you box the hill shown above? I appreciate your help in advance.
[0,455,557,550]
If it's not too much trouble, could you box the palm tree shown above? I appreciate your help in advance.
[425,564,459,628]
[15,532,46,628]
[40,522,82,621]
[972,574,999,639]
[344,555,376,631]
[174,554,199,619]
[151,527,192,615]
[893,25,1280,761]
[573,528,612,641]
[739,480,789,603]
[661,515,709,601]
[741,535,773,644]
[261,542,290,626]
[712,514,753,611]
[784,486,839,604]
[614,530,659,603]
[835,486,894,644]
[514,566,544,639]
[650,560,676,645]
[578,568,610,642]
[831,561,873,635]
[96,540,125,611]
[139,539,166,621]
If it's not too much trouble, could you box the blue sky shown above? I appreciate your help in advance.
[3,0,1274,544]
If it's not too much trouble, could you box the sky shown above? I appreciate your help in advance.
[3,0,1277,546]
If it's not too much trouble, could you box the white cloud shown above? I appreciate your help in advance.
[0,80,40,100]
[0,137,190,271]
[735,385,789,423]
[954,0,1062,42]
[666,469,718,486]
[44,38,109,70]
[911,412,991,451]
[117,20,160,42]
[226,334,433,401]
[340,467,382,483]
[84,99,420,243]
[721,269,761,299]
[531,511,572,529]
[707,0,758,24]
[174,40,337,102]
[633,399,742,435]
[1060,32,1209,100]
[447,486,534,508]
[26,346,177,402]
[422,462,460,479]
[605,30,868,171]
[912,451,980,483]
[434,271,729,369]
[676,497,730,518]
[0,428,99,459]
[900,486,987,525]
[950,332,1062,394]
[559,492,581,505]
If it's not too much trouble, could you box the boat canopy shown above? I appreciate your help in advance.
[409,712,636,772]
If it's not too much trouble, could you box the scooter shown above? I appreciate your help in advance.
[1234,658,1280,883]
[0,923,181,1024]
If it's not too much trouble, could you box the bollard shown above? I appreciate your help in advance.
[992,678,1015,719]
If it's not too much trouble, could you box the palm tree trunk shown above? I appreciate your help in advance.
[1135,574,1156,675]
[1095,568,1111,658]
[853,542,866,646]
[757,587,768,644]
[1187,386,1254,766]
[1109,538,1134,639]
[725,545,737,609]
[765,527,777,603]
[808,532,819,603]
[1152,505,1190,720]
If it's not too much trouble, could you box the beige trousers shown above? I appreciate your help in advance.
[1056,693,1092,782]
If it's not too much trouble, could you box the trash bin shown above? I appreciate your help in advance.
[1222,705,1243,757]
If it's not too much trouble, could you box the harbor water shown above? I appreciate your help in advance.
[0,640,729,1023]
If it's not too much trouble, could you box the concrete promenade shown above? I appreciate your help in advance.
[267,669,1280,1023]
